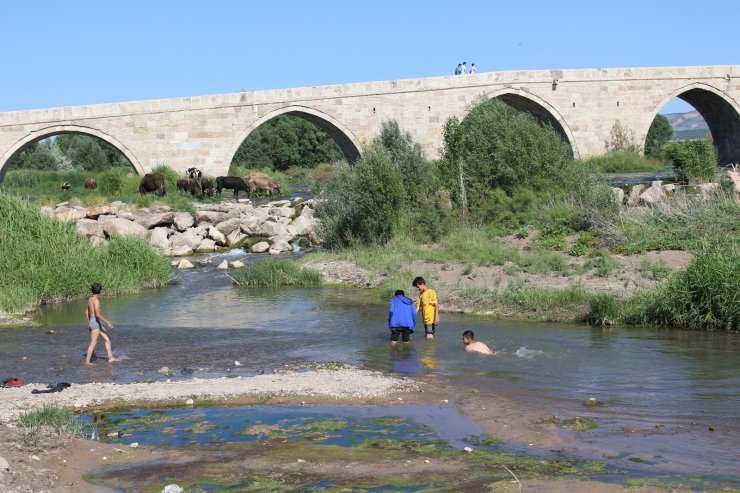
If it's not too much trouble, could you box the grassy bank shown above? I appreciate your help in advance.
[583,150,668,173]
[232,259,322,287]
[18,404,87,446]
[0,194,172,312]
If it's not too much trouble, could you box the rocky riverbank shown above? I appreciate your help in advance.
[610,169,740,206]
[40,198,320,257]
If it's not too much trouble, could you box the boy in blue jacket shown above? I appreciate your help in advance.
[389,289,417,345]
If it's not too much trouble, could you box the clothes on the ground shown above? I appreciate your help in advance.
[416,288,438,325]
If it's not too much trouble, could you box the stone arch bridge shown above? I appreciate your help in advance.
[1,65,739,180]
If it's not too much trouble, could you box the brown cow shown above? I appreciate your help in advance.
[200,177,215,198]
[247,175,282,197]
[84,178,97,189]
[139,173,166,197]
[176,178,202,197]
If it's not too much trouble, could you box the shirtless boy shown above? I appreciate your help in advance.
[85,282,117,365]
[462,330,494,355]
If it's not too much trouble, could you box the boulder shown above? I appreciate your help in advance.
[56,208,87,222]
[89,236,109,248]
[215,218,241,237]
[698,182,719,199]
[270,238,293,253]
[169,229,204,250]
[171,245,194,257]
[195,210,226,225]
[99,217,148,239]
[0,454,9,471]
[268,200,291,207]
[270,206,295,219]
[300,204,315,218]
[727,170,740,198]
[227,229,247,247]
[240,219,261,235]
[116,210,136,221]
[290,215,316,236]
[627,184,646,206]
[177,259,194,269]
[135,212,174,230]
[611,187,625,205]
[639,181,667,205]
[195,238,217,252]
[40,206,56,218]
[86,206,113,219]
[76,218,105,238]
[173,212,195,231]
[230,260,245,268]
[260,221,289,237]
[251,241,270,253]
[148,227,170,252]
[207,226,227,246]
[216,260,229,270]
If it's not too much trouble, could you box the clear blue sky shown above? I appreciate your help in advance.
[2,0,737,114]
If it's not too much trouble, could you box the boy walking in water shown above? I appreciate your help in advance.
[413,276,439,339]
[389,289,416,345]
[85,282,117,365]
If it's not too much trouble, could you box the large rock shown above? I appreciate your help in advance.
[240,219,261,235]
[99,217,148,239]
[56,208,87,222]
[116,210,136,221]
[173,212,195,231]
[611,187,625,205]
[89,236,109,248]
[148,227,171,252]
[136,212,174,230]
[251,241,270,253]
[207,226,227,246]
[270,237,293,253]
[169,229,204,250]
[639,181,667,205]
[270,206,295,219]
[627,184,646,206]
[727,170,740,198]
[260,221,289,237]
[698,182,719,199]
[290,215,316,235]
[171,245,194,256]
[227,229,247,247]
[215,218,241,237]
[177,259,194,269]
[195,238,217,252]
[76,218,105,238]
[300,204,315,218]
[86,206,113,219]
[196,210,226,225]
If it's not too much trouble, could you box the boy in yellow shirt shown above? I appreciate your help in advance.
[413,276,440,339]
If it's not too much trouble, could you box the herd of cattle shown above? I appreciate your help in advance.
[62,167,283,200]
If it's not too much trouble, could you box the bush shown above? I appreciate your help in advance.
[374,120,434,202]
[98,167,132,195]
[663,139,718,183]
[151,165,180,195]
[587,293,621,326]
[0,194,171,311]
[583,151,667,173]
[318,147,405,247]
[232,260,322,287]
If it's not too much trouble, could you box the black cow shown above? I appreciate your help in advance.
[176,178,202,197]
[215,176,250,198]
[186,167,202,180]
[61,181,71,192]
[139,173,166,197]
[200,177,215,198]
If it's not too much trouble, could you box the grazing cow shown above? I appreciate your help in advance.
[84,177,97,189]
[247,175,282,197]
[186,167,202,180]
[215,176,250,198]
[200,177,215,198]
[139,173,166,197]
[61,181,71,192]
[176,178,202,197]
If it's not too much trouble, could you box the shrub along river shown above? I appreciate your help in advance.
[1,249,738,489]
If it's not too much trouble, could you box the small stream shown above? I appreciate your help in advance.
[1,250,738,485]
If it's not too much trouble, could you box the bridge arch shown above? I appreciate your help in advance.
[226,105,362,168]
[468,88,580,158]
[644,83,740,164]
[0,124,143,182]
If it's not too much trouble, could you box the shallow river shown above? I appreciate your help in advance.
[1,250,738,482]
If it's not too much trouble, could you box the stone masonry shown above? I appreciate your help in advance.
[1,65,739,180]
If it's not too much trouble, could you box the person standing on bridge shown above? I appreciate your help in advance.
[454,63,462,75]
[461,62,468,74]
[470,63,477,74]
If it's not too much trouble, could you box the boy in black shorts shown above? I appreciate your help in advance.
[388,290,417,345]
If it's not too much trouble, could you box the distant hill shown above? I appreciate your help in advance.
[663,110,710,139]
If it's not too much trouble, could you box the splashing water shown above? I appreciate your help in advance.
[515,347,543,359]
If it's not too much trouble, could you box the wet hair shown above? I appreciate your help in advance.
[394,289,405,297]
[412,276,426,287]
[462,330,475,340]
[91,282,102,294]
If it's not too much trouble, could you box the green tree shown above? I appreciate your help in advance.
[15,140,58,170]
[232,115,344,170]
[645,114,673,156]
[373,120,432,202]
[55,134,108,171]
[441,117,467,214]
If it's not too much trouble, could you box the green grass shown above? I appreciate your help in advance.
[232,259,322,287]
[583,150,668,173]
[0,194,172,312]
[18,404,87,446]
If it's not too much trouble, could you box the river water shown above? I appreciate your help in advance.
[1,250,738,481]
